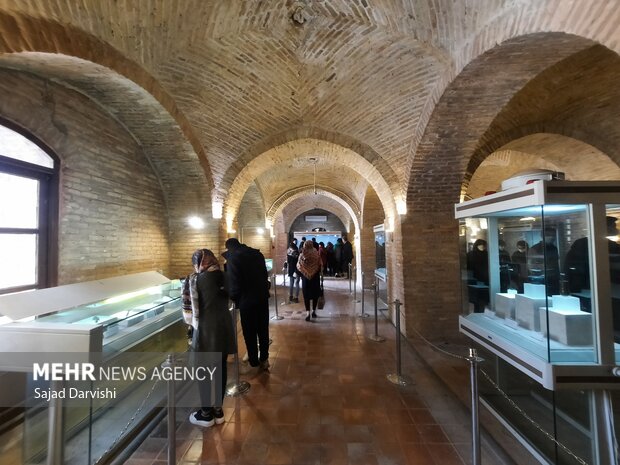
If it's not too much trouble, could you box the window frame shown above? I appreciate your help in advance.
[0,120,59,295]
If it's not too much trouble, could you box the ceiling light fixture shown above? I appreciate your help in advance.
[309,157,317,195]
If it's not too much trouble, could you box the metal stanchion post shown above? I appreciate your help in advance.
[348,263,352,294]
[46,379,65,465]
[467,348,483,465]
[162,354,176,465]
[353,266,359,302]
[226,306,251,396]
[271,273,283,320]
[368,278,385,342]
[360,271,369,317]
[387,299,410,386]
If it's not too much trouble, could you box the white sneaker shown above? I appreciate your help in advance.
[242,352,249,363]
[189,410,214,428]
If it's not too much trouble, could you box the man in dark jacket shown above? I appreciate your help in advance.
[341,235,354,279]
[223,238,270,371]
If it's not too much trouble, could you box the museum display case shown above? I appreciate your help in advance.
[373,224,388,305]
[456,180,620,465]
[0,271,187,464]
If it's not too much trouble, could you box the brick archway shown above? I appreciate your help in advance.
[403,33,620,339]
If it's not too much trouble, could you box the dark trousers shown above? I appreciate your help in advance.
[199,353,227,410]
[239,301,270,366]
[304,297,318,312]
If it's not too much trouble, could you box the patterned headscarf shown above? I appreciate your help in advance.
[192,248,220,273]
[187,249,220,321]
[297,240,320,279]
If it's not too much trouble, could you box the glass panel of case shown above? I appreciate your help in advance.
[479,349,594,465]
[605,206,620,365]
[374,227,386,279]
[461,204,598,364]
[19,277,186,464]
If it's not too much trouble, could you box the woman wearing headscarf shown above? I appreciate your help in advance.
[188,249,236,428]
[297,240,322,321]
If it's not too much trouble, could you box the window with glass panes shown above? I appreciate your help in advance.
[0,123,58,295]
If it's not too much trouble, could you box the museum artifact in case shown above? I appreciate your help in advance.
[456,179,620,465]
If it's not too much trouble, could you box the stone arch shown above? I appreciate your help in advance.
[0,11,219,277]
[271,188,360,235]
[404,32,620,339]
[272,194,360,272]
[0,10,213,190]
[467,134,620,199]
[406,2,620,168]
[266,185,360,227]
[218,128,402,222]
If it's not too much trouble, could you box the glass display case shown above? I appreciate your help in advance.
[373,224,386,280]
[373,225,388,305]
[456,180,620,465]
[0,271,187,464]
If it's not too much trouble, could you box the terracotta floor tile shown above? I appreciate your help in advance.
[126,280,522,465]
[417,424,450,444]
[386,408,414,425]
[409,408,437,424]
[401,442,436,465]
[266,442,294,465]
[320,443,348,465]
[291,443,321,465]
[426,443,466,465]
[293,423,322,443]
[237,442,269,465]
[342,408,366,425]
[344,425,373,442]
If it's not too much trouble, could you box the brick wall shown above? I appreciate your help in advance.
[289,208,346,237]
[0,69,171,284]
[237,183,272,259]
[361,187,384,288]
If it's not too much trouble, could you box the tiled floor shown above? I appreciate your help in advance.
[126,278,519,465]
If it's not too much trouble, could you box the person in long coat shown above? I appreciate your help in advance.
[297,240,322,321]
[188,248,236,428]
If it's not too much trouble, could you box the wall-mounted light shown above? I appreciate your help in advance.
[212,201,223,219]
[257,227,264,234]
[188,216,205,229]
[226,216,236,234]
[396,199,407,216]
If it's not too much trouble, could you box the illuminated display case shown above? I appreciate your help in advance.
[0,271,182,358]
[0,272,187,464]
[373,224,388,305]
[456,180,620,465]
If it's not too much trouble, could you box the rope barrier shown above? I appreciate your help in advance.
[400,314,589,465]
[93,378,161,464]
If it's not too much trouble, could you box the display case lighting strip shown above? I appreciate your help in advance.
[102,286,161,305]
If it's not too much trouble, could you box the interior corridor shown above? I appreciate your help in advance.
[126,278,525,465]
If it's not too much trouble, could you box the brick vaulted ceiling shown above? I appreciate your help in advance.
[1,0,620,222]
